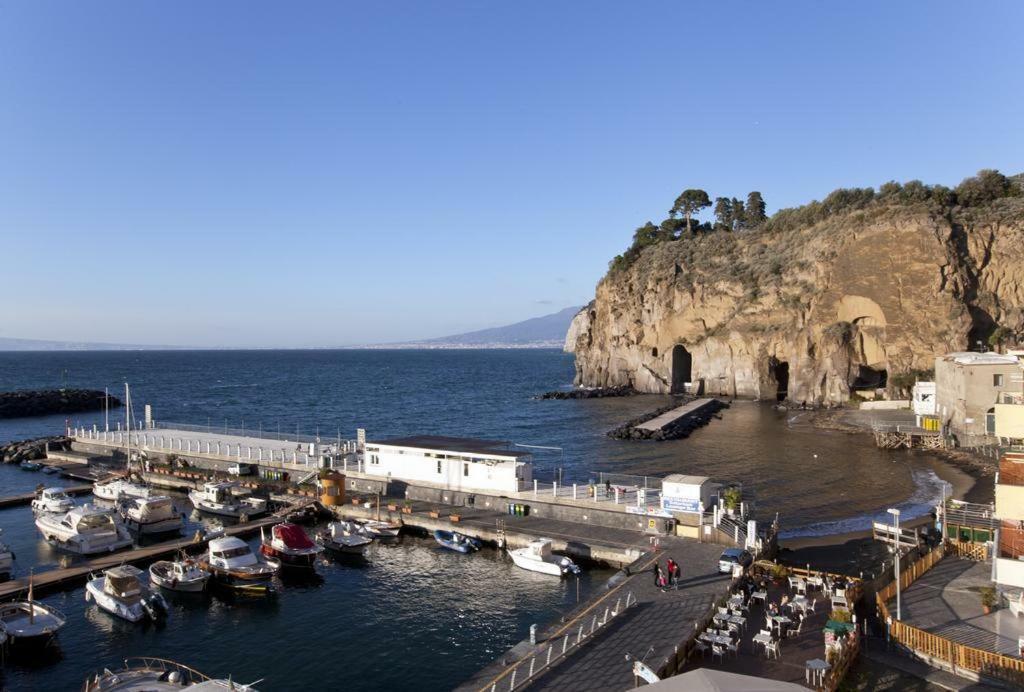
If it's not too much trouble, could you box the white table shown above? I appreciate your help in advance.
[728,594,745,607]
[790,595,811,614]
[806,575,824,589]
[770,615,792,634]
[805,658,831,686]
[752,632,773,652]
[751,590,768,604]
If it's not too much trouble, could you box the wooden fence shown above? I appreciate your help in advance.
[946,540,988,561]
[876,543,1024,686]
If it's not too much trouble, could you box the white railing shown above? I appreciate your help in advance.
[488,591,638,691]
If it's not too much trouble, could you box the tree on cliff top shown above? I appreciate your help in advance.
[745,191,767,227]
[670,189,711,234]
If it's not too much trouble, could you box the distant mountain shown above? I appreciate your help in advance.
[0,337,186,351]
[376,306,583,349]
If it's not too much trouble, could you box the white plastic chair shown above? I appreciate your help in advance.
[712,644,725,663]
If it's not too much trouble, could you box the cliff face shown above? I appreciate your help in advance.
[569,201,1024,405]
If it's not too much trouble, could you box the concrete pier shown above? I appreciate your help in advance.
[635,397,721,432]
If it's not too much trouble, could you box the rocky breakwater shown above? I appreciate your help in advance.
[538,385,636,399]
[0,436,71,464]
[568,171,1024,407]
[607,397,728,440]
[0,389,121,419]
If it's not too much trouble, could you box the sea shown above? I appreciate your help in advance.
[0,349,954,690]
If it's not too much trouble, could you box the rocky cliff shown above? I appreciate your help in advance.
[568,176,1024,406]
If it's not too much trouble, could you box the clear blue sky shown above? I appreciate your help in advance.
[1,1,1021,347]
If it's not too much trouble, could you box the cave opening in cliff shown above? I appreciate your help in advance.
[852,365,888,391]
[773,361,789,401]
[671,345,692,394]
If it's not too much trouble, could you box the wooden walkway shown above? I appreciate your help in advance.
[0,515,280,600]
[0,484,93,509]
[635,397,719,432]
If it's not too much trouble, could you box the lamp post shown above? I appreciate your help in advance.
[888,507,902,620]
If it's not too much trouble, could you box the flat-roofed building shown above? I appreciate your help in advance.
[363,435,532,494]
[934,352,1023,436]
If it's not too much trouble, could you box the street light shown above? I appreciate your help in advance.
[888,508,902,620]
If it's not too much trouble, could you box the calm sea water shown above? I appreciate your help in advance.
[0,349,953,689]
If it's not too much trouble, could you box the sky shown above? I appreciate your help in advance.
[1,1,1022,347]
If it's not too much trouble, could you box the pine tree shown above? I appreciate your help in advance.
[670,189,711,234]
[713,197,733,231]
[730,198,746,232]
[745,191,767,227]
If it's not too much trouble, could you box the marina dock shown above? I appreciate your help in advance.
[0,484,93,509]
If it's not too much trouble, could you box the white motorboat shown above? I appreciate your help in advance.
[94,477,152,502]
[120,496,184,535]
[316,522,373,555]
[199,536,278,593]
[0,529,14,579]
[83,657,260,691]
[31,487,77,514]
[508,539,580,577]
[150,557,211,593]
[35,504,133,555]
[85,565,168,623]
[189,482,268,519]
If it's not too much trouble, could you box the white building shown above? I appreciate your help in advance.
[363,435,533,494]
[912,381,936,416]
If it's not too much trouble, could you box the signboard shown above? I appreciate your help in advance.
[662,496,700,514]
[626,506,674,519]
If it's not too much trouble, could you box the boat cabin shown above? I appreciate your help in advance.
[129,496,175,518]
[363,435,533,494]
[39,488,72,503]
[62,506,118,534]
[103,565,145,602]
[526,539,553,559]
[209,536,258,568]
[197,481,241,503]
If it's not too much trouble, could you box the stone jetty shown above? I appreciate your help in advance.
[0,388,121,419]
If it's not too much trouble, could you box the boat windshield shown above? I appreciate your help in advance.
[214,547,251,559]
[77,514,113,531]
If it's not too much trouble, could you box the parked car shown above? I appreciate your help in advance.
[228,463,255,476]
[718,548,752,574]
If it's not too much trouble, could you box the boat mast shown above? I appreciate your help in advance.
[124,383,132,474]
[28,569,34,623]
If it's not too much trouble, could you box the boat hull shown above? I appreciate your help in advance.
[260,543,321,568]
[319,537,371,555]
[85,579,145,623]
[123,516,184,535]
[433,530,481,554]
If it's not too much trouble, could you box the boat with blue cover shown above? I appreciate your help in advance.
[433,530,481,554]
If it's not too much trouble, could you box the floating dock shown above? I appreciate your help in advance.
[0,485,93,509]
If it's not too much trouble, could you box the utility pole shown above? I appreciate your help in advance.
[888,507,902,620]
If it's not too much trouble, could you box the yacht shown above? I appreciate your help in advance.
[508,539,580,577]
[35,505,133,555]
[119,496,184,535]
[31,487,77,514]
[85,565,168,623]
[150,557,211,593]
[316,522,373,556]
[83,657,260,691]
[0,529,14,579]
[199,536,278,593]
[189,482,268,519]
[94,477,152,502]
[259,523,322,568]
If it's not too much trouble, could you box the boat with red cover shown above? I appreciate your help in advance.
[259,523,322,568]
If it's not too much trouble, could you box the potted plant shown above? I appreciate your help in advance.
[723,487,742,516]
[402,500,413,515]
[449,513,461,523]
[387,501,399,512]
[771,563,790,586]
[429,509,441,519]
[981,586,997,614]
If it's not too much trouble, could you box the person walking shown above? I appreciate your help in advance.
[666,558,679,588]
[654,564,665,589]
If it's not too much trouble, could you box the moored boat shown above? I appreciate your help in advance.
[358,519,402,540]
[119,496,184,535]
[19,460,42,471]
[0,600,66,648]
[508,538,580,577]
[85,565,168,623]
[41,465,61,475]
[83,656,260,691]
[433,529,481,554]
[35,504,133,555]
[316,522,373,555]
[94,477,152,502]
[259,523,322,568]
[0,529,14,579]
[199,536,278,592]
[31,487,77,514]
[149,557,211,593]
[188,481,268,519]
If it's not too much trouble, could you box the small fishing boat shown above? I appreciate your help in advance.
[259,523,322,568]
[83,657,261,691]
[359,519,402,540]
[41,465,61,475]
[19,460,42,471]
[508,538,580,577]
[316,522,373,555]
[149,557,210,593]
[0,529,15,579]
[31,487,77,514]
[35,504,133,555]
[199,536,278,592]
[119,496,184,535]
[85,565,168,623]
[0,571,67,648]
[433,530,482,554]
[188,481,268,519]
[94,477,152,502]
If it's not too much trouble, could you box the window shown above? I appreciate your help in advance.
[437,460,442,474]
[463,463,469,477]
[370,454,379,465]
[994,374,1004,387]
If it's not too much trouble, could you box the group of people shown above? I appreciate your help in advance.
[653,557,682,589]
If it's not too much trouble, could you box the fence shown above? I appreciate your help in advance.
[947,540,989,561]
[875,543,1024,687]
[483,591,638,691]
[152,420,353,447]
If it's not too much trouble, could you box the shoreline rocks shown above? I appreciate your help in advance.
[0,436,71,464]
[0,389,122,419]
[539,386,637,400]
